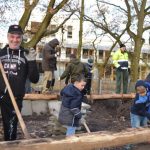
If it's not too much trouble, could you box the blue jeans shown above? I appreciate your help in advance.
[66,126,76,136]
[130,113,147,128]
[124,113,148,150]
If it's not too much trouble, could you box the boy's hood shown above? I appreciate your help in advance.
[61,84,80,97]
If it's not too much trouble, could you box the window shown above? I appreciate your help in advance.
[82,49,94,59]
[148,54,150,63]
[66,48,72,57]
[143,53,148,62]
[98,50,103,59]
[89,50,94,57]
[31,21,41,33]
[82,49,88,59]
[49,25,56,37]
[67,26,72,38]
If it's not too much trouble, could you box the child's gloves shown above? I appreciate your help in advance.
[80,117,86,125]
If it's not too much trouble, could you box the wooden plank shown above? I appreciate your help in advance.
[24,94,58,100]
[0,128,150,150]
[23,93,135,100]
[89,93,135,100]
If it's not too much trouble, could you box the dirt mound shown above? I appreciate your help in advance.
[86,100,150,150]
[87,100,131,132]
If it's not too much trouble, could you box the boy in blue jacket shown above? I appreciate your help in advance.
[125,79,150,149]
[130,80,150,128]
[58,75,86,136]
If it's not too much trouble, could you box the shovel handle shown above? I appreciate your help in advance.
[83,122,91,133]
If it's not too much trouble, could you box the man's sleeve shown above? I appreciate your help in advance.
[44,46,56,59]
[60,64,71,80]
[28,61,39,83]
[112,51,120,68]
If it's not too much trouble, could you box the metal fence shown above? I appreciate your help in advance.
[31,76,136,94]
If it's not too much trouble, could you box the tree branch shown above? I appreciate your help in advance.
[19,0,39,30]
[52,0,70,14]
[84,15,119,41]
[23,0,70,48]
[143,26,150,32]
[124,0,136,40]
[145,6,150,12]
[132,0,139,15]
[145,11,150,15]
[44,10,75,37]
[97,0,127,13]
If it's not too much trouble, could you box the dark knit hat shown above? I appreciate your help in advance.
[8,25,23,34]
[135,80,147,89]
[120,44,126,48]
[88,58,93,65]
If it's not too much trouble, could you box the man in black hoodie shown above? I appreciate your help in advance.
[0,25,39,141]
[42,38,59,93]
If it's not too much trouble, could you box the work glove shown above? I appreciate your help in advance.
[80,117,86,125]
[58,77,61,81]
[55,52,60,57]
[55,46,61,53]
[25,48,36,61]
[90,69,94,73]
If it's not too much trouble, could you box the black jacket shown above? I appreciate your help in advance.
[0,45,39,98]
[58,83,83,127]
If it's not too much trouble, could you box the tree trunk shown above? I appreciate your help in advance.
[77,0,84,59]
[131,38,143,81]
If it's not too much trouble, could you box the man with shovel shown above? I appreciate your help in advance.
[0,25,39,141]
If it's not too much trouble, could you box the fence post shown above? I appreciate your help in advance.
[99,79,102,94]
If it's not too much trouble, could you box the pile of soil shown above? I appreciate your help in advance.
[87,100,131,132]
[86,100,150,150]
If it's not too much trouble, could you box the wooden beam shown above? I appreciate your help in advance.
[89,93,135,100]
[23,93,135,100]
[24,94,58,100]
[0,128,150,150]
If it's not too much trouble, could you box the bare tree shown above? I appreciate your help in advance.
[0,0,77,48]
[84,1,128,78]
[19,0,77,48]
[124,0,150,81]
[84,0,150,81]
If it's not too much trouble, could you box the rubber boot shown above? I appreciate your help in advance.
[46,80,51,89]
[51,79,55,90]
